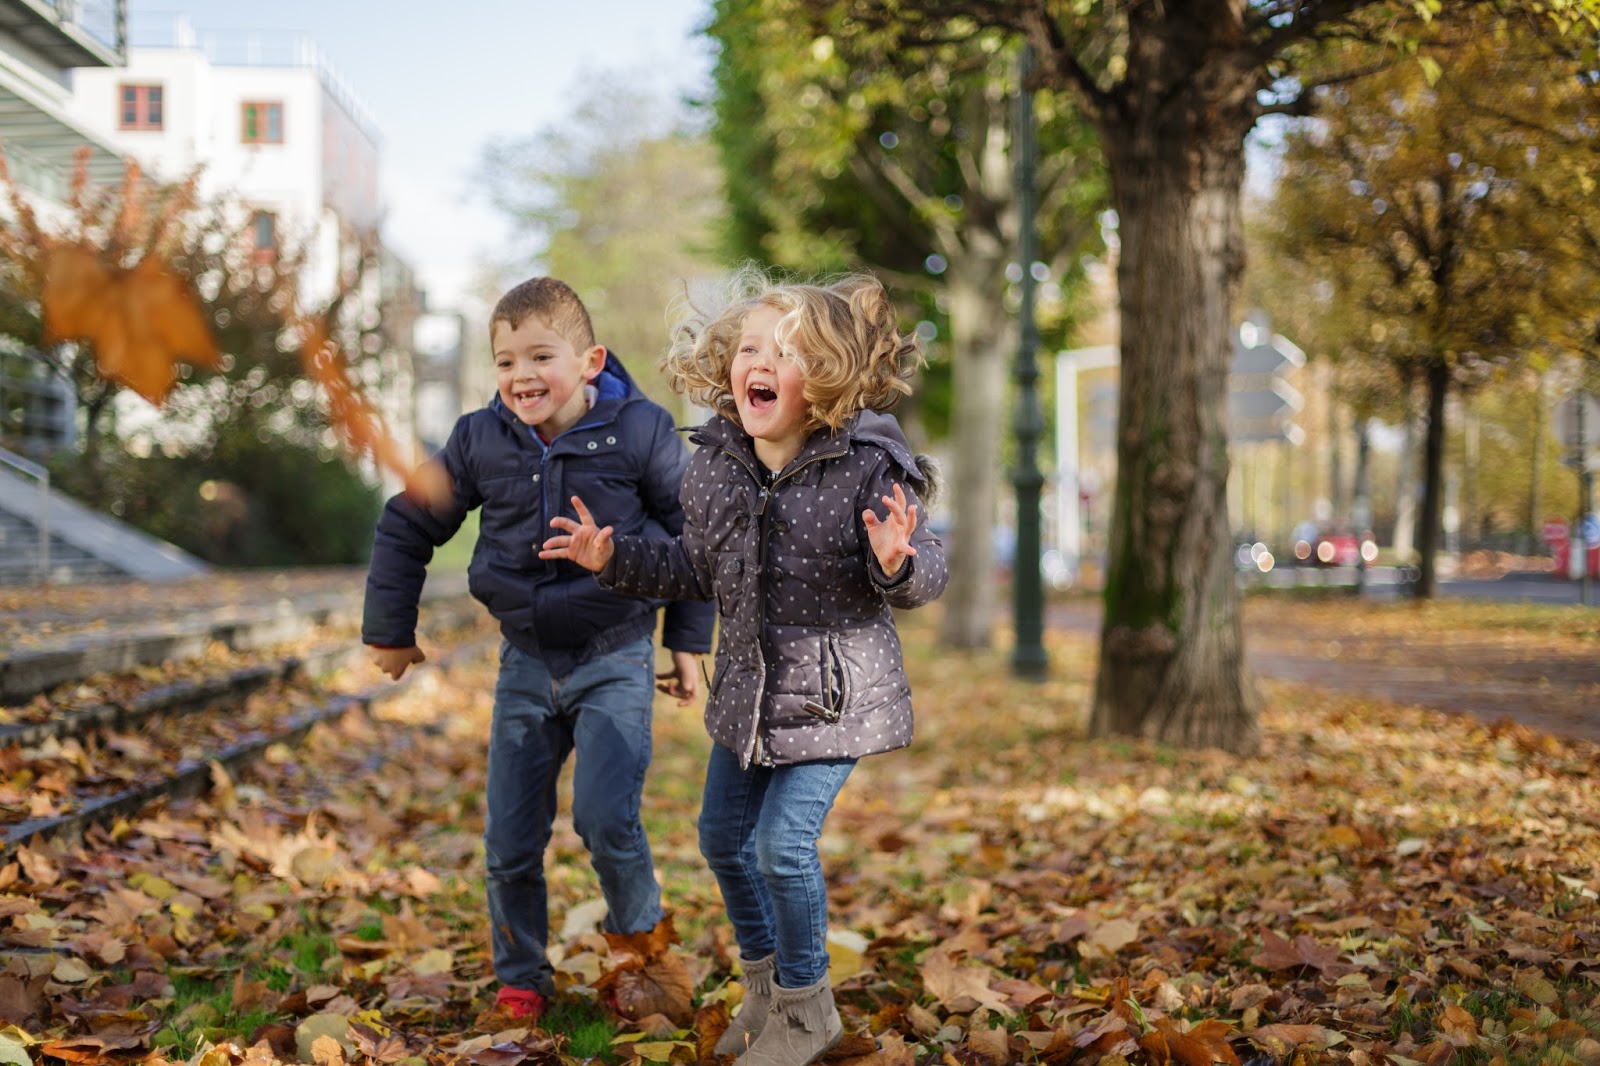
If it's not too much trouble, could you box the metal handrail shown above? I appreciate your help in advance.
[0,444,50,582]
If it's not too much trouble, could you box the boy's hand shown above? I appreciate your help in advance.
[656,651,702,705]
[863,482,920,578]
[369,644,426,680]
[540,495,615,572]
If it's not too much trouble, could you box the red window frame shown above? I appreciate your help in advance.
[241,101,284,144]
[118,84,163,130]
[249,209,278,264]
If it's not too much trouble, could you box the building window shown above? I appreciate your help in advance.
[119,84,163,130]
[241,101,284,144]
[250,209,277,263]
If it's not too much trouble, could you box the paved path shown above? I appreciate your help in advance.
[1048,599,1600,744]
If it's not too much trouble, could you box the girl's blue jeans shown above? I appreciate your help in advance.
[484,637,664,994]
[698,742,857,989]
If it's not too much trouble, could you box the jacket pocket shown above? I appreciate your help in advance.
[805,634,851,724]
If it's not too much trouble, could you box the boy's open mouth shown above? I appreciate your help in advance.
[512,387,546,407]
[747,384,777,411]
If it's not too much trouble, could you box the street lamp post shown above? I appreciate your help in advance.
[1011,41,1048,680]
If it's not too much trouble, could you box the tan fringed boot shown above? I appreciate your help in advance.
[735,975,842,1066]
[715,953,776,1057]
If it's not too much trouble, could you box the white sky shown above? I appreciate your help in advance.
[127,2,716,310]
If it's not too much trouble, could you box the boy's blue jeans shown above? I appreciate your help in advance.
[698,743,857,989]
[485,638,664,995]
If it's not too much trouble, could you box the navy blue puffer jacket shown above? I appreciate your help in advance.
[363,354,714,676]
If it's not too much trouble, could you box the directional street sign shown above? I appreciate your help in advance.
[1555,392,1600,470]
[1229,377,1302,420]
[1229,324,1304,444]
[1555,392,1600,450]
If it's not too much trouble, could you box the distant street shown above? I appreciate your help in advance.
[1245,564,1592,605]
[1047,579,1600,743]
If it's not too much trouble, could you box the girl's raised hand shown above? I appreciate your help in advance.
[540,495,616,572]
[863,482,919,578]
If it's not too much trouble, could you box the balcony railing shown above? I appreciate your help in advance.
[0,0,126,65]
[50,0,124,54]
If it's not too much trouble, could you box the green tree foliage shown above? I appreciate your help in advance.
[479,80,726,414]
[706,0,1108,648]
[1264,15,1600,592]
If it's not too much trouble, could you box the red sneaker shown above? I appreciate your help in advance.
[493,987,548,1022]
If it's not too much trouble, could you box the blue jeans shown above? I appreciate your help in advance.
[484,637,664,994]
[698,743,856,989]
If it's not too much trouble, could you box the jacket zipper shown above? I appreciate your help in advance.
[727,446,840,766]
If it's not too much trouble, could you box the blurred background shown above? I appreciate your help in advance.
[0,0,1595,623]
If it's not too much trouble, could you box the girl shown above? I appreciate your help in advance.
[541,271,947,1066]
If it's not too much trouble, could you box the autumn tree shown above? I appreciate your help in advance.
[707,0,1108,649]
[792,0,1600,753]
[0,154,403,564]
[1268,17,1600,595]
[478,79,726,414]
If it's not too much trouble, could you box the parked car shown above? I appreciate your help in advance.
[1292,524,1378,567]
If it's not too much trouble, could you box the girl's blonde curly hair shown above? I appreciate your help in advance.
[662,265,923,432]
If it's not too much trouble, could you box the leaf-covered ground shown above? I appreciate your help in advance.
[1,598,1596,1066]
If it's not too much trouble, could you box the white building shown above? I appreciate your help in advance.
[66,15,422,470]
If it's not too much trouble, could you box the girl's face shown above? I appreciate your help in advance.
[731,304,810,469]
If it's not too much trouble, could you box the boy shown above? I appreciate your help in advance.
[362,276,713,1024]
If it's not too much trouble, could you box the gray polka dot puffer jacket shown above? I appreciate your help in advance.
[598,410,949,768]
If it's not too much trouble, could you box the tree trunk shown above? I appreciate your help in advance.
[937,266,1010,648]
[1413,359,1451,598]
[1089,94,1259,754]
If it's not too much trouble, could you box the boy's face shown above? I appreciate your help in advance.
[731,304,809,460]
[493,315,604,438]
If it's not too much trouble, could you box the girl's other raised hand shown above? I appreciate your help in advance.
[863,481,919,578]
[540,495,615,572]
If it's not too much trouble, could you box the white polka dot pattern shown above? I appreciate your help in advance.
[599,410,949,769]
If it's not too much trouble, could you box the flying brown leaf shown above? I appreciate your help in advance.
[41,245,220,404]
[299,321,453,510]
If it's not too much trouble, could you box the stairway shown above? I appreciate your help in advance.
[0,463,208,586]
[0,505,130,585]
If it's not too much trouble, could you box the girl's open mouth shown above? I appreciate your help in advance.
[747,384,777,411]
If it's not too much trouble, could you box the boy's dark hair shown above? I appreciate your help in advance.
[491,277,596,351]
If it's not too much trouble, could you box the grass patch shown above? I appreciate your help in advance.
[544,1000,619,1061]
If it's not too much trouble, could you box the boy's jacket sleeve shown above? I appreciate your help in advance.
[362,417,479,648]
